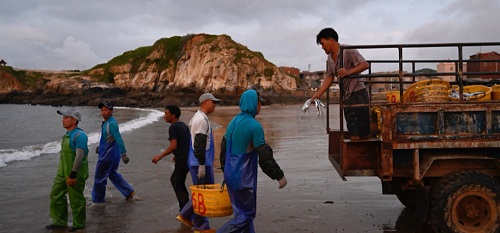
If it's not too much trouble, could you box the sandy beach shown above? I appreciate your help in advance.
[0,104,432,233]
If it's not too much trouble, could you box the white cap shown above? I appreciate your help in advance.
[57,108,82,121]
[198,93,221,104]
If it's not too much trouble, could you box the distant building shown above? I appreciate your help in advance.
[279,66,300,78]
[0,59,6,66]
[436,61,467,82]
[467,51,500,80]
[300,71,325,90]
[437,62,457,82]
[369,71,416,92]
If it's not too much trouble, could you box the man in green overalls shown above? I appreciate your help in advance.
[46,109,89,232]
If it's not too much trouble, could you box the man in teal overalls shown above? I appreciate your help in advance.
[46,109,89,232]
[218,90,287,233]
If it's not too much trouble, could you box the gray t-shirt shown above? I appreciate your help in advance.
[326,44,367,99]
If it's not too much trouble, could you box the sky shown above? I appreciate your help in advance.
[1,0,499,73]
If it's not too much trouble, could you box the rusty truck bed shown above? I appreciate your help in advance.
[329,101,500,181]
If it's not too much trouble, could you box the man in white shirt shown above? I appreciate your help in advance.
[177,93,220,233]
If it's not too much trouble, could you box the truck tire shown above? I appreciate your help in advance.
[429,170,500,233]
[392,179,416,210]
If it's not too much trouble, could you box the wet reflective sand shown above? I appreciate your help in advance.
[0,104,432,232]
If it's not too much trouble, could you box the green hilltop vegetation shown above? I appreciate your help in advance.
[85,33,271,83]
[0,65,55,88]
[415,68,438,78]
[1,33,280,90]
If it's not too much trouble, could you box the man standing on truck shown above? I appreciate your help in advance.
[311,27,370,140]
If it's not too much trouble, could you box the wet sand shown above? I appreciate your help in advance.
[0,104,432,233]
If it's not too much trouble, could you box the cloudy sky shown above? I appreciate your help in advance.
[1,0,499,73]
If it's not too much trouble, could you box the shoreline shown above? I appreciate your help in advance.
[0,89,346,109]
[0,104,430,233]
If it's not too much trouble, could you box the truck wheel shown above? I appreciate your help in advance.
[429,171,500,233]
[392,180,416,210]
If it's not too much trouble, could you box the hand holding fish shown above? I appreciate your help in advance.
[301,98,325,116]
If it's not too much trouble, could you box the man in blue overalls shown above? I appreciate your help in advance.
[46,109,89,232]
[218,89,287,233]
[177,93,220,233]
[92,102,135,203]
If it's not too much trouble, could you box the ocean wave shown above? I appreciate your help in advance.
[0,108,163,168]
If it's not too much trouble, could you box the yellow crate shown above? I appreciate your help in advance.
[385,91,401,103]
[403,79,450,103]
[415,90,450,102]
[190,184,233,217]
[371,107,382,132]
[491,85,500,100]
[449,85,492,102]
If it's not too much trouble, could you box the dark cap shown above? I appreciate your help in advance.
[257,92,266,104]
[57,108,82,121]
[98,102,113,110]
[248,86,265,104]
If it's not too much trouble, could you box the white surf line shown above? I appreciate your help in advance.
[0,108,163,168]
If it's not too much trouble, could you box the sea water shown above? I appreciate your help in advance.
[0,104,164,168]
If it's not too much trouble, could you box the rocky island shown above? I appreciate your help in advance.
[0,33,310,107]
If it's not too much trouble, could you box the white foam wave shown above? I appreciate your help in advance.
[114,107,164,135]
[0,108,163,168]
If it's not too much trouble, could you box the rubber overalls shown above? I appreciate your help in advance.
[49,131,88,229]
[92,124,134,202]
[217,115,258,233]
[179,131,215,230]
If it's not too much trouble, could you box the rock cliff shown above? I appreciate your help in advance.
[0,71,24,93]
[0,34,302,107]
[87,34,297,93]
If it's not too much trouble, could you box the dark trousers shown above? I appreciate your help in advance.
[344,89,370,138]
[170,158,190,211]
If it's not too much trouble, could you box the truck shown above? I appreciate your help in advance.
[326,42,500,233]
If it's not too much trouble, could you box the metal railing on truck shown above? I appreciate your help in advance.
[325,42,500,134]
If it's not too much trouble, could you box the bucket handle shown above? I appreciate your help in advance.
[220,180,226,192]
[196,179,206,189]
[195,180,226,192]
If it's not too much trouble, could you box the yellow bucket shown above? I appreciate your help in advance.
[449,85,492,102]
[385,91,401,103]
[492,85,500,100]
[189,184,233,217]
